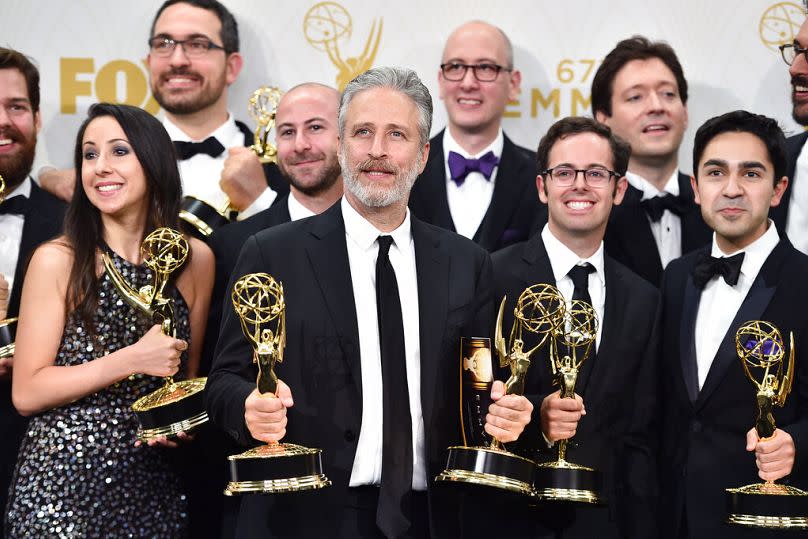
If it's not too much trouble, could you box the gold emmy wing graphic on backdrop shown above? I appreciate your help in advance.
[303,2,383,91]
[224,272,331,495]
[102,227,208,442]
[436,284,566,496]
[179,86,284,237]
[726,320,808,529]
[760,2,804,50]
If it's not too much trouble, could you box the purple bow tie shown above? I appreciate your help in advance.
[448,150,499,186]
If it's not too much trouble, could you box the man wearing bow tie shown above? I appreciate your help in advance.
[592,36,711,286]
[408,21,545,252]
[649,111,808,538]
[0,46,65,522]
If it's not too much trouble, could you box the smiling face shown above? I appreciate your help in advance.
[339,86,429,211]
[789,18,808,125]
[0,67,40,191]
[595,57,687,166]
[80,115,149,221]
[693,131,787,252]
[538,132,626,247]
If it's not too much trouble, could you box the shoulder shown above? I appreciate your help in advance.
[492,239,527,266]
[29,237,73,274]
[415,217,486,257]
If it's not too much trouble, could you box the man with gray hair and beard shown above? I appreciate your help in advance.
[206,66,534,538]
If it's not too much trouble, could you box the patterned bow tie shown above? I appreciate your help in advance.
[641,193,688,222]
[0,195,29,216]
[447,150,499,186]
[173,136,225,160]
[692,251,745,289]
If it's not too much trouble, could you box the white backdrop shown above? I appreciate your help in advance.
[1,0,804,174]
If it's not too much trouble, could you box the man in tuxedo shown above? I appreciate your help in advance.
[206,66,534,538]
[592,36,710,286]
[408,21,545,252]
[492,116,659,538]
[40,0,287,222]
[653,110,808,538]
[0,46,66,520]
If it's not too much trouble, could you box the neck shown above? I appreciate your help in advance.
[166,101,229,141]
[547,221,603,260]
[628,154,678,191]
[715,221,769,255]
[447,122,500,155]
[100,213,148,264]
[291,178,343,215]
[345,193,407,233]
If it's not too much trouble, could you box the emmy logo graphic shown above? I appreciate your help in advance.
[760,2,804,50]
[303,2,383,91]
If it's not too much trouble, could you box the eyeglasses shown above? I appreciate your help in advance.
[148,36,226,57]
[440,62,512,82]
[779,43,808,66]
[543,167,618,188]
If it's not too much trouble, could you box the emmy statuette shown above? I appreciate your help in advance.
[0,175,19,360]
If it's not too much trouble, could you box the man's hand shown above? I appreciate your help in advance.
[244,380,294,443]
[39,167,76,202]
[0,356,12,379]
[746,427,796,482]
[0,274,8,319]
[540,390,586,443]
[484,380,534,443]
[220,147,267,211]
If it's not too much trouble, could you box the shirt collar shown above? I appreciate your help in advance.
[442,127,504,161]
[5,176,32,199]
[625,169,680,199]
[162,113,239,144]
[341,197,412,251]
[287,191,316,221]
[541,224,605,286]
[710,219,780,280]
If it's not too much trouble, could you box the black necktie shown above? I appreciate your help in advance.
[641,194,688,222]
[173,136,225,160]
[692,252,745,289]
[0,195,29,216]
[374,235,413,538]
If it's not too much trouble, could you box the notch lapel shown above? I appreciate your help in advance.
[679,274,701,404]
[413,133,455,231]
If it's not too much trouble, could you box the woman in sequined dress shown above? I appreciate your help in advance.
[5,103,214,538]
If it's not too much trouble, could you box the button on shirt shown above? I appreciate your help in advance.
[341,198,426,490]
[786,140,808,255]
[694,223,779,389]
[542,225,605,350]
[0,177,32,294]
[626,170,682,269]
[163,115,276,220]
[444,128,503,240]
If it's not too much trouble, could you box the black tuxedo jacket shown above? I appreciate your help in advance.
[770,131,808,235]
[604,172,711,287]
[408,129,546,252]
[205,202,494,538]
[655,239,808,539]
[492,235,659,539]
[234,119,289,200]
[0,180,65,519]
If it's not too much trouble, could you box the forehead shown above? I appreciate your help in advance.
[796,18,808,44]
[153,2,222,38]
[344,87,419,128]
[611,57,679,93]
[0,68,30,102]
[276,88,338,124]
[442,23,508,63]
[83,115,127,141]
[548,132,614,168]
[698,131,772,168]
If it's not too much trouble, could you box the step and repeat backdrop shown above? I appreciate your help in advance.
[1,0,804,173]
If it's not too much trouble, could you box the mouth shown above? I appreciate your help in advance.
[457,97,482,108]
[289,155,324,167]
[792,79,808,103]
[95,182,124,195]
[642,124,670,135]
[564,200,594,211]
[161,72,202,90]
[0,135,20,154]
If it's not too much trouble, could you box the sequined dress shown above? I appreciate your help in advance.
[5,250,189,538]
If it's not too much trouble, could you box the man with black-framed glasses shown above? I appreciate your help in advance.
[771,0,808,255]
[408,20,546,253]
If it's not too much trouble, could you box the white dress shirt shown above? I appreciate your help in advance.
[444,128,503,240]
[341,198,426,490]
[694,223,779,389]
[286,191,315,222]
[542,225,605,350]
[786,140,808,254]
[0,177,32,294]
[626,170,682,269]
[163,114,276,220]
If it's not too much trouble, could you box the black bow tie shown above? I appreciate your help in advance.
[692,251,745,289]
[641,194,688,222]
[173,136,225,160]
[0,195,29,216]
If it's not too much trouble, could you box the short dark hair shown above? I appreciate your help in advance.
[151,0,239,54]
[0,47,40,112]
[692,110,787,186]
[591,35,688,118]
[536,116,631,176]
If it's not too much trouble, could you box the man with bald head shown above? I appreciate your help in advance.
[409,20,545,252]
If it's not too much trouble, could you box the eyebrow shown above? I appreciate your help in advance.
[82,138,129,145]
[551,162,611,169]
[702,158,767,170]
[351,121,410,132]
[444,57,501,64]
[153,32,212,40]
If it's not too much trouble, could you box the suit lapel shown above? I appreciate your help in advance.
[578,258,620,400]
[416,133,455,231]
[771,132,808,232]
[680,275,702,403]
[678,172,711,254]
[620,185,663,280]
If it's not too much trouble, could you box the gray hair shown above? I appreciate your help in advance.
[338,66,433,147]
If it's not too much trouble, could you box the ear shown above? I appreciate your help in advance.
[690,175,701,206]
[225,52,244,86]
[594,110,609,125]
[612,176,628,206]
[770,176,789,207]
[34,109,42,135]
[537,174,548,204]
[437,69,446,101]
[507,69,522,102]
[418,141,430,174]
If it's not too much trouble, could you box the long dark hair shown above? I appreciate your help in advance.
[64,103,182,328]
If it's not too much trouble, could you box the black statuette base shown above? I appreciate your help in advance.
[726,484,808,528]
[225,443,332,495]
[435,446,536,496]
[179,197,230,237]
[533,461,604,505]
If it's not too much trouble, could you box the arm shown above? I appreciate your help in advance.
[12,242,187,416]
[220,147,277,217]
[37,166,75,202]
[176,237,215,379]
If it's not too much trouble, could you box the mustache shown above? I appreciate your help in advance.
[714,200,749,212]
[791,75,808,88]
[159,67,202,81]
[0,125,23,142]
[285,151,326,166]
[356,158,398,174]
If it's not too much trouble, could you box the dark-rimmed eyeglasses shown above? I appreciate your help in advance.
[148,36,226,57]
[543,167,618,188]
[440,62,512,82]
[779,43,808,66]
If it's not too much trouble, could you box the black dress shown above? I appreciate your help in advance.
[5,249,190,538]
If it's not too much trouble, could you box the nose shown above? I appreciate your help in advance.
[0,105,10,126]
[368,133,387,158]
[94,151,112,176]
[459,66,480,90]
[168,43,191,67]
[647,91,664,113]
[572,170,589,190]
[723,172,744,198]
[294,131,311,153]
[790,52,808,78]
